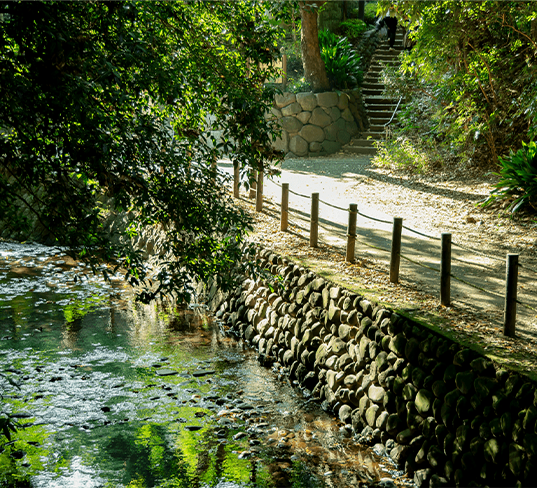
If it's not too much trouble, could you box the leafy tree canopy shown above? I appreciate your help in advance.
[0,1,283,302]
[377,0,537,166]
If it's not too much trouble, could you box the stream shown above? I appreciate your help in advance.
[0,240,414,488]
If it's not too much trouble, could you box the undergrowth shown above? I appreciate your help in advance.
[371,131,443,174]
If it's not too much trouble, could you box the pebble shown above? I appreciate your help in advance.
[233,432,248,440]
[155,369,178,376]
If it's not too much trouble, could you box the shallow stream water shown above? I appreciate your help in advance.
[0,241,413,488]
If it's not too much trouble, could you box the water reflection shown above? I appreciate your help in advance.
[0,241,411,488]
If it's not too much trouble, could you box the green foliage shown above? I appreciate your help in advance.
[0,373,20,446]
[281,39,303,76]
[0,1,283,303]
[372,134,441,174]
[318,29,363,89]
[289,460,324,487]
[364,2,380,25]
[482,141,537,213]
[373,62,465,172]
[375,0,537,169]
[341,19,369,38]
[286,77,312,94]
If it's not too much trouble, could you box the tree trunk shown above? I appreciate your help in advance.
[358,0,365,21]
[300,1,330,92]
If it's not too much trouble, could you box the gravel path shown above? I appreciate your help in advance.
[219,154,537,374]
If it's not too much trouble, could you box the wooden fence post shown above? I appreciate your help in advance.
[503,253,519,337]
[346,203,358,262]
[282,54,288,90]
[310,192,319,248]
[281,183,289,231]
[390,217,403,283]
[233,161,239,198]
[211,156,217,185]
[440,233,452,306]
[249,170,257,199]
[256,169,263,212]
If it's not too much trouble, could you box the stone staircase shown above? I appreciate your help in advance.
[343,30,405,156]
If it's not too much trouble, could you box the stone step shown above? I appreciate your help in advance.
[370,54,401,63]
[370,58,400,66]
[365,97,400,105]
[369,124,388,132]
[362,88,384,96]
[367,102,399,109]
[348,138,376,147]
[365,108,397,118]
[361,131,385,140]
[370,117,392,125]
[376,48,404,54]
[363,75,383,85]
[374,52,402,59]
[362,82,384,90]
[343,145,377,155]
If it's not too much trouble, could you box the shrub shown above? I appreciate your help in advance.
[482,140,537,213]
[281,40,303,75]
[341,19,369,39]
[364,2,379,25]
[318,29,363,89]
[349,1,378,25]
[372,134,441,174]
[286,77,312,94]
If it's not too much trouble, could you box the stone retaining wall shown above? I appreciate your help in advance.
[271,90,368,158]
[213,248,537,488]
[355,28,383,75]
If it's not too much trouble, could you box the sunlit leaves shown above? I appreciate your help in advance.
[377,0,537,167]
[0,1,283,303]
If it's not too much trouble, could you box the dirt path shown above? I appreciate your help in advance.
[219,155,537,377]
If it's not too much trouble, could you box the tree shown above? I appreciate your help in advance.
[378,0,537,167]
[357,1,366,21]
[0,1,282,303]
[299,1,330,91]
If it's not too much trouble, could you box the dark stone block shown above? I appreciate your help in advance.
[415,389,434,416]
[443,364,457,383]
[453,347,474,367]
[444,388,462,408]
[456,395,469,420]
[386,413,401,436]
[470,357,494,375]
[427,444,445,468]
[302,371,317,390]
[423,375,435,390]
[474,376,498,399]
[455,371,475,395]
[405,337,421,364]
[412,367,427,389]
[432,380,447,399]
[504,374,521,397]
[516,382,534,403]
[422,416,437,439]
[490,418,502,437]
[389,333,406,356]
[435,424,448,445]
[414,468,432,488]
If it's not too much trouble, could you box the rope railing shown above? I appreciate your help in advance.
[227,165,536,337]
[267,175,534,270]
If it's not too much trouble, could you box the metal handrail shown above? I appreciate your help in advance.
[384,95,403,127]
